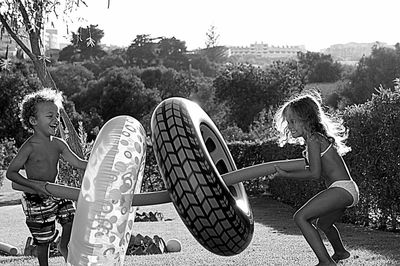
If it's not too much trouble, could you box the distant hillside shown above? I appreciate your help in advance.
[321,42,394,62]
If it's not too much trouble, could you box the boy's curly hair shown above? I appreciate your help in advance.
[20,88,63,131]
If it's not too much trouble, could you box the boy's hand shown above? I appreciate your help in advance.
[31,180,51,196]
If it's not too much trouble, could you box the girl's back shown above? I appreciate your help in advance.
[312,134,352,186]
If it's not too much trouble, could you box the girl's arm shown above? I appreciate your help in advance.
[222,158,306,185]
[273,137,322,181]
[56,137,88,170]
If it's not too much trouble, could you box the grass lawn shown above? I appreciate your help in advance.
[1,178,399,265]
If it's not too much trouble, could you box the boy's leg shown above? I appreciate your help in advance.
[21,194,57,266]
[293,188,352,265]
[58,221,73,261]
[316,209,350,262]
[55,198,75,262]
[36,243,50,266]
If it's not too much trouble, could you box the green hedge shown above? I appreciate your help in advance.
[229,141,325,209]
[342,87,400,231]
[141,141,319,208]
[0,138,18,188]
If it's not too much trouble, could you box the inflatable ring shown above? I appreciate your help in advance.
[151,97,254,256]
[0,242,18,256]
[67,115,147,265]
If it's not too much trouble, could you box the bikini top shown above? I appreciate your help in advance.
[302,141,333,162]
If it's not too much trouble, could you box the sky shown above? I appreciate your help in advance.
[60,0,400,52]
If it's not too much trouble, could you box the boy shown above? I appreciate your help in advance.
[6,88,87,266]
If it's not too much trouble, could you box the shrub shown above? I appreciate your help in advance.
[58,122,92,187]
[57,125,166,193]
[0,138,18,188]
[343,85,400,231]
[142,142,165,192]
[228,141,310,201]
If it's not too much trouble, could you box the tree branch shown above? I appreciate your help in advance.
[16,0,33,34]
[0,13,35,61]
[16,0,42,58]
[33,1,44,39]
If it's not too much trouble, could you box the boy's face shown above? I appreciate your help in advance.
[285,108,305,139]
[30,102,60,136]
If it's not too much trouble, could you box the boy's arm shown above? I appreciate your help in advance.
[56,137,88,170]
[6,144,50,195]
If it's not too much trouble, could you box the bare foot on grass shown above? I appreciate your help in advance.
[331,250,350,262]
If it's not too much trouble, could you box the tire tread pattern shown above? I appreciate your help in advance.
[152,99,253,256]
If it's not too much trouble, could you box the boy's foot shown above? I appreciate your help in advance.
[315,260,336,266]
[331,251,350,262]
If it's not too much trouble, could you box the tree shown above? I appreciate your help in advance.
[126,34,161,68]
[58,24,107,62]
[343,45,400,104]
[213,64,267,131]
[0,63,40,145]
[158,37,189,71]
[97,53,126,71]
[0,0,88,156]
[297,51,341,83]
[214,61,304,131]
[187,54,219,77]
[203,25,227,63]
[0,1,58,88]
[189,75,229,128]
[72,66,159,130]
[140,66,193,99]
[49,63,94,97]
[205,24,220,48]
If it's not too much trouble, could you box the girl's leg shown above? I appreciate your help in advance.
[293,188,352,265]
[316,209,350,262]
[58,221,73,261]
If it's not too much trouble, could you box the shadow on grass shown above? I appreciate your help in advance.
[249,195,400,263]
[250,195,300,235]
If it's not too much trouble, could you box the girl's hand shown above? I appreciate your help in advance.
[271,165,288,179]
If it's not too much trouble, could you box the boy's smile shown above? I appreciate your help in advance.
[32,102,60,137]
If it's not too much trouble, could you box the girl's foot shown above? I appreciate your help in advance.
[331,251,350,262]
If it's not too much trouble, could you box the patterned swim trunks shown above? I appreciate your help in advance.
[21,193,75,245]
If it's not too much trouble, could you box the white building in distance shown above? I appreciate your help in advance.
[0,28,61,58]
[228,42,306,59]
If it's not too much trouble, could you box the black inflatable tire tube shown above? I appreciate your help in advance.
[151,97,254,256]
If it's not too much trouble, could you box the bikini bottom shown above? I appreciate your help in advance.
[329,180,359,208]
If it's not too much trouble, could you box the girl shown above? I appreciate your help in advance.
[271,92,359,266]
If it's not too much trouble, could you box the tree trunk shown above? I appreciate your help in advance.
[32,58,84,158]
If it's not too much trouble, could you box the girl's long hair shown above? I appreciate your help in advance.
[274,91,350,155]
